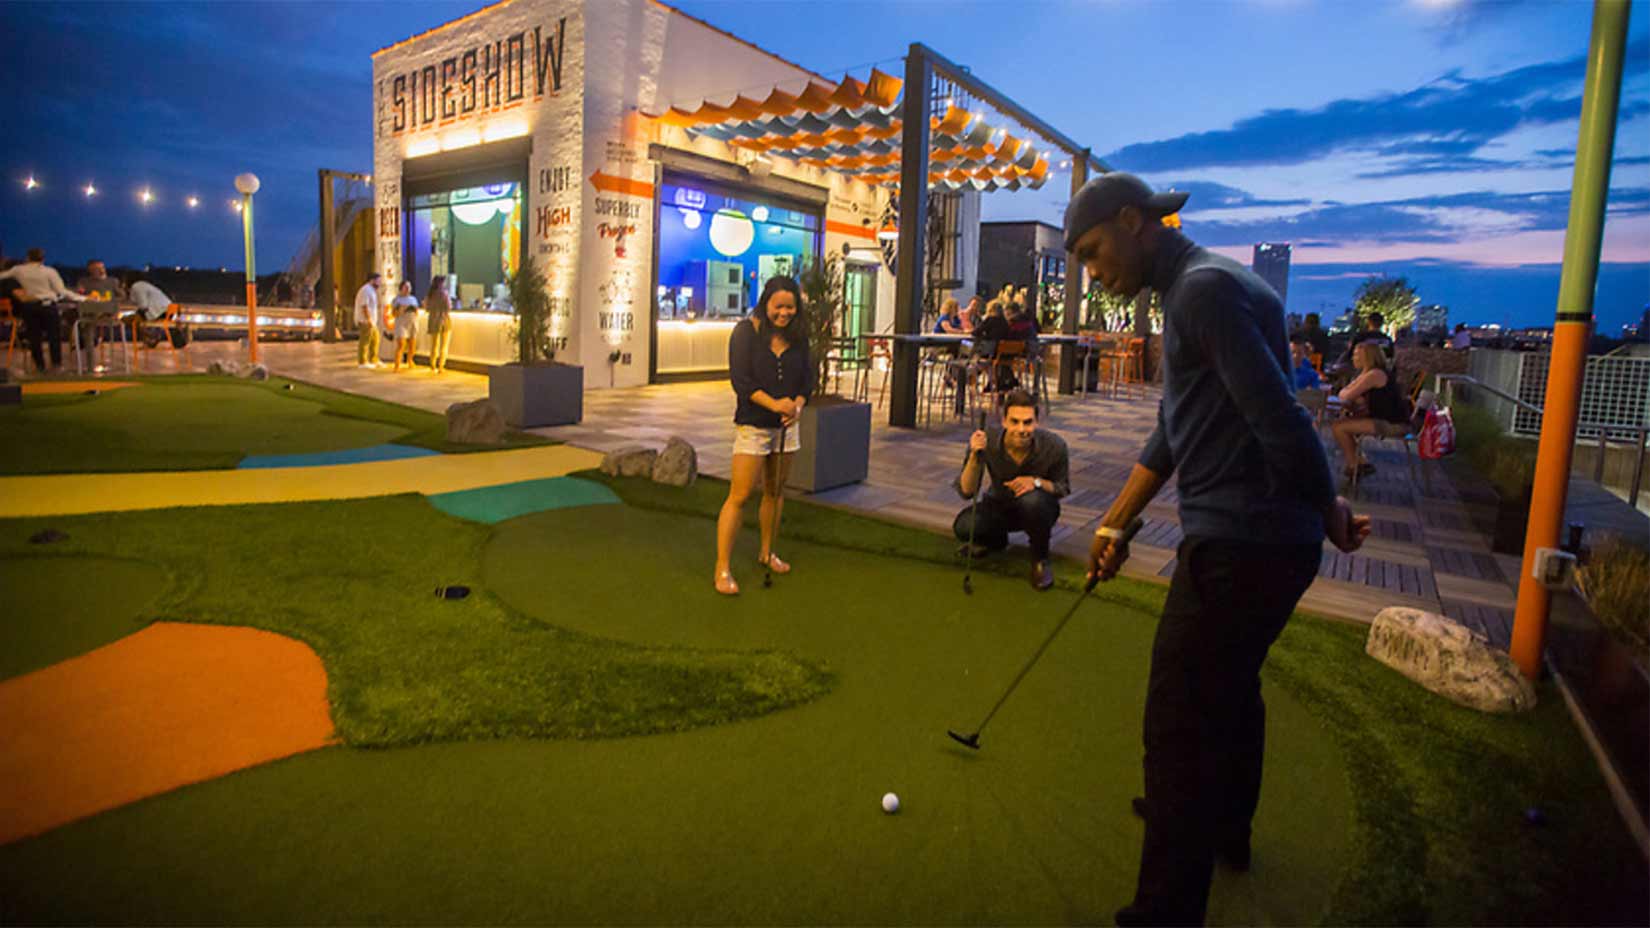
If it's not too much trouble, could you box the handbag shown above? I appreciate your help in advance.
[1418,407,1456,459]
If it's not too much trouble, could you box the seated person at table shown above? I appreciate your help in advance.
[934,297,967,334]
[1,248,85,372]
[1292,311,1330,360]
[1291,334,1327,421]
[126,273,189,348]
[76,259,126,301]
[1005,301,1039,340]
[1291,334,1323,390]
[953,390,1071,591]
[1330,342,1410,479]
[970,300,1014,390]
[958,295,981,333]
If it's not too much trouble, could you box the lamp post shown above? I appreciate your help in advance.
[235,173,261,363]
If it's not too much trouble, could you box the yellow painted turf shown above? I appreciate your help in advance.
[0,444,605,518]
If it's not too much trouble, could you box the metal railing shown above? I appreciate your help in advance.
[1437,373,1648,507]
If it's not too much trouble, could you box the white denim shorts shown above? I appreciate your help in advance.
[732,424,801,456]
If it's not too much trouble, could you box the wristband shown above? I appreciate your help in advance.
[1094,524,1131,540]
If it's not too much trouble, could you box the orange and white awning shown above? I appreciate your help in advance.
[645,68,1055,192]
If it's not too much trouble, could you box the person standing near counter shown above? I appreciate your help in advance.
[425,275,454,373]
[354,272,383,369]
[714,276,812,596]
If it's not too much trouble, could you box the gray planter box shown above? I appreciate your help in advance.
[786,398,871,493]
[488,362,583,427]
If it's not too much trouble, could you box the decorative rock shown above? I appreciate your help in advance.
[207,359,244,377]
[651,437,698,487]
[1366,607,1537,713]
[445,398,506,445]
[244,363,270,381]
[600,446,658,478]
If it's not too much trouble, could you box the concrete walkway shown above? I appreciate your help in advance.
[47,338,1648,633]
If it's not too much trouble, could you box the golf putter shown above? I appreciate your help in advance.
[948,517,1144,750]
[764,422,788,589]
[962,409,988,595]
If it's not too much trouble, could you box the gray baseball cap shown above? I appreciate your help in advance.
[1063,172,1189,251]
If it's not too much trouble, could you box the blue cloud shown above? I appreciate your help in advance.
[1105,39,1650,175]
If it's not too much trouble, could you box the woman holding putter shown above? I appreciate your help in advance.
[714,276,812,596]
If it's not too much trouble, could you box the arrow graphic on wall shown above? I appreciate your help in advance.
[589,171,654,198]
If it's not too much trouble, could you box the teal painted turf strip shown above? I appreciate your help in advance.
[238,443,437,469]
[426,476,619,524]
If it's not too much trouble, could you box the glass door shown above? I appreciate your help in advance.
[843,264,877,360]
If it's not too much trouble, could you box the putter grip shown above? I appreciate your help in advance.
[1085,518,1145,592]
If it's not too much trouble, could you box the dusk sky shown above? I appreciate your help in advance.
[3,0,1646,331]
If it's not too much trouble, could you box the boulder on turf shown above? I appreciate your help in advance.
[600,446,657,478]
[243,363,270,381]
[1366,606,1536,713]
[651,437,698,487]
[446,398,506,445]
[207,359,240,376]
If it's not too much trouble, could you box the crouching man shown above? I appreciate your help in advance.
[953,389,1070,591]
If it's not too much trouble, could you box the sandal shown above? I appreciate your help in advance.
[714,569,740,596]
[758,553,791,575]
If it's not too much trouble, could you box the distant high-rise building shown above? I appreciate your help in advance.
[1416,304,1448,334]
[1252,243,1291,307]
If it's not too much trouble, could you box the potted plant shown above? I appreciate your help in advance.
[489,254,582,427]
[785,254,872,493]
[1549,534,1650,830]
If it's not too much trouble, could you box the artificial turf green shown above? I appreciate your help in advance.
[0,501,1350,926]
[0,496,831,747]
[426,476,620,524]
[0,480,1643,924]
[582,472,1650,926]
[0,554,166,680]
[0,375,549,474]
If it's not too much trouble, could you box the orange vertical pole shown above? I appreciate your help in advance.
[1509,0,1630,678]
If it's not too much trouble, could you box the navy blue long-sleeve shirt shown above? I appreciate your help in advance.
[1139,230,1337,544]
[728,316,814,428]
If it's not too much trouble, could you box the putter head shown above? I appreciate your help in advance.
[962,575,973,595]
[947,729,981,750]
[763,571,773,588]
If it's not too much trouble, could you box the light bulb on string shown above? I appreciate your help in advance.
[84,183,97,198]
[24,176,39,190]
[186,196,199,208]
[139,188,154,205]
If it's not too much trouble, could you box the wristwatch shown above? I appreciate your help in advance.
[1094,524,1130,540]
[1033,478,1042,491]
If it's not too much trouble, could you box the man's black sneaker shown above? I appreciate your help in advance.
[1031,560,1054,591]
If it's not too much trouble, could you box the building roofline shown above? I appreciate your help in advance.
[372,0,517,58]
[373,0,826,85]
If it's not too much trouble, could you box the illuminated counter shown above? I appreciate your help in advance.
[433,309,518,366]
[176,305,325,337]
[656,319,738,375]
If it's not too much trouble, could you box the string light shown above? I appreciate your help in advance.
[186,195,199,208]
[84,183,97,198]
[139,188,154,205]
[231,199,243,212]
[24,176,38,190]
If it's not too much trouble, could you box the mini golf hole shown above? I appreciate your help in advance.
[435,585,471,600]
[29,529,69,544]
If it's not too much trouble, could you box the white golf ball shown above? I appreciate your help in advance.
[881,792,901,814]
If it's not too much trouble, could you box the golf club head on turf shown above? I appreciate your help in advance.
[763,570,773,588]
[947,729,981,750]
[962,575,973,595]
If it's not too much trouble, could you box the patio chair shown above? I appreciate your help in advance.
[132,304,191,371]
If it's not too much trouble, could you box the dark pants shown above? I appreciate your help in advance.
[952,490,1061,561]
[1128,536,1321,925]
[17,301,64,369]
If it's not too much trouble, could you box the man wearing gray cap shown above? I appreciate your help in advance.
[1068,173,1370,925]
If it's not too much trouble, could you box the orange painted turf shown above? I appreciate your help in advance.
[19,381,142,395]
[0,622,335,845]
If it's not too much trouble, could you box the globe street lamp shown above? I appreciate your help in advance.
[234,172,261,363]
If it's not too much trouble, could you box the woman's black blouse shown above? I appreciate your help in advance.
[728,316,814,427]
